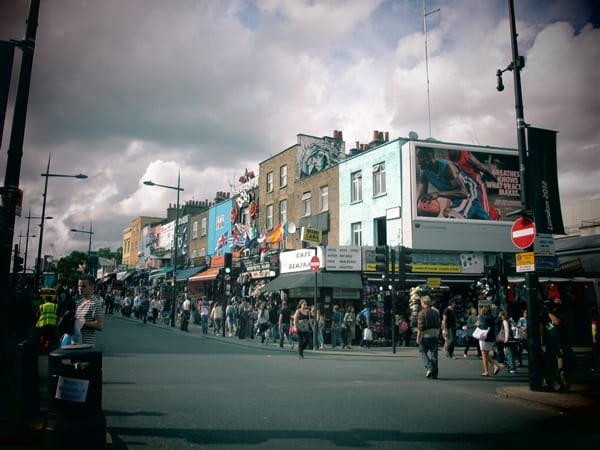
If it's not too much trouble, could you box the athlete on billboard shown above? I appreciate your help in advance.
[416,147,492,220]
[446,149,500,220]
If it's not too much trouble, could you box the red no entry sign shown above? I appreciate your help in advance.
[310,255,320,272]
[511,217,536,249]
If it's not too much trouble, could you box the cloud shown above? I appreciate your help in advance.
[0,0,597,262]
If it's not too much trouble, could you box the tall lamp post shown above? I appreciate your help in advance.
[35,154,87,289]
[24,209,52,274]
[496,0,542,391]
[70,224,94,274]
[144,171,183,327]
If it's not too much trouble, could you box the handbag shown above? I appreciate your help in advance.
[496,328,506,343]
[472,327,489,340]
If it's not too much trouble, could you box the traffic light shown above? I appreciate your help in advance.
[374,245,389,279]
[14,255,24,273]
[399,246,412,286]
[223,252,232,274]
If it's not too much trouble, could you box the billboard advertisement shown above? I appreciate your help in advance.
[406,141,521,253]
[414,143,520,222]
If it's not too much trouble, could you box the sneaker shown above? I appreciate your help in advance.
[509,369,516,374]
[426,370,432,378]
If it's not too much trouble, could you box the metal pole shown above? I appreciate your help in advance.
[391,247,396,354]
[313,247,318,350]
[171,171,181,328]
[35,154,51,289]
[87,223,93,274]
[0,0,40,292]
[506,0,543,390]
[23,209,32,274]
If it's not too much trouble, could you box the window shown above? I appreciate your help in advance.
[216,214,225,230]
[351,171,362,203]
[280,165,287,188]
[266,204,274,230]
[201,217,207,236]
[266,171,274,193]
[302,192,311,216]
[320,185,329,211]
[351,222,362,246]
[279,199,287,224]
[199,247,206,257]
[192,221,198,239]
[372,162,386,196]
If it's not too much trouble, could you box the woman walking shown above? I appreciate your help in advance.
[293,300,312,358]
[477,306,501,377]
[463,307,482,359]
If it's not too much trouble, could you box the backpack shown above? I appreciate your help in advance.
[357,311,367,329]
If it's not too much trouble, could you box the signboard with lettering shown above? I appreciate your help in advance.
[301,227,322,245]
[279,248,324,273]
[325,246,362,271]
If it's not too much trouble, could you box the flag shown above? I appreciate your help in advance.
[266,223,284,244]
[527,127,565,234]
[215,233,227,251]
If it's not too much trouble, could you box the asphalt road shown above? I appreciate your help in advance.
[98,315,597,449]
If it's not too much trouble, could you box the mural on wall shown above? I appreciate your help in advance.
[414,144,520,222]
[296,135,345,179]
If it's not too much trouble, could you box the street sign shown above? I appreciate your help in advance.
[511,217,536,249]
[310,255,320,272]
[516,251,535,273]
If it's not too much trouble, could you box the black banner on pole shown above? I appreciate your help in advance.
[526,127,565,235]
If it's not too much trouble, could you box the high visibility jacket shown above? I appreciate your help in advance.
[36,302,58,328]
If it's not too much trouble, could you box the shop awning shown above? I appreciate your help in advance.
[175,265,206,282]
[189,268,221,282]
[149,266,173,280]
[263,271,363,291]
[119,269,137,281]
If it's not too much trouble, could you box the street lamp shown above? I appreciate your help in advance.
[144,171,183,328]
[24,208,52,274]
[35,153,87,288]
[70,223,94,274]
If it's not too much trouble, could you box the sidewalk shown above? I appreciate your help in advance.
[2,316,598,448]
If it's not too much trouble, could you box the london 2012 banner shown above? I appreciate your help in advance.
[526,127,565,235]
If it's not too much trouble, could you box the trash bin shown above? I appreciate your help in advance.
[44,344,105,449]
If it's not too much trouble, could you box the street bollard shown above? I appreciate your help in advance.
[43,344,105,449]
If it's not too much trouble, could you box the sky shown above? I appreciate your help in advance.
[1,0,598,266]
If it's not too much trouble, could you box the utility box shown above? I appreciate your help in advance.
[44,345,105,449]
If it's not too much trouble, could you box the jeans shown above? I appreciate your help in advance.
[331,327,344,349]
[419,336,439,376]
[279,324,292,347]
[201,314,208,334]
[445,327,456,356]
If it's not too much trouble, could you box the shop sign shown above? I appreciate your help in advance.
[333,287,361,299]
[246,262,271,279]
[280,248,324,273]
[301,227,322,244]
[325,246,361,271]
[559,258,583,272]
[427,277,441,289]
[411,264,461,273]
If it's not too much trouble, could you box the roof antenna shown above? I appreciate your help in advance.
[423,0,440,139]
